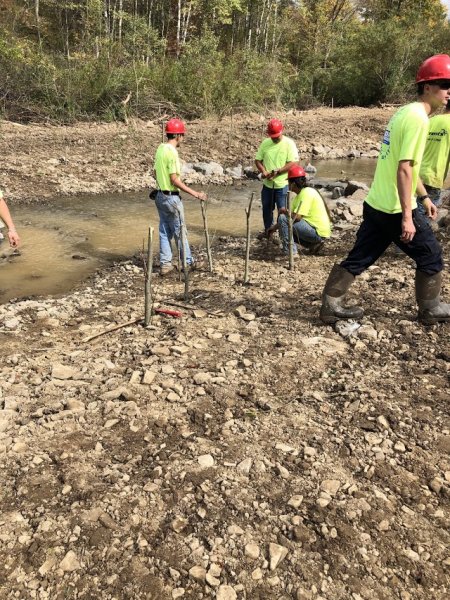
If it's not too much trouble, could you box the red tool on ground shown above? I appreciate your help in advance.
[154,307,182,318]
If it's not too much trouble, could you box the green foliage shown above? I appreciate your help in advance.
[0,0,449,121]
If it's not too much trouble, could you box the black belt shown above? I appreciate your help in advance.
[160,190,180,195]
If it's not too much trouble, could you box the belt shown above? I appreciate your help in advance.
[160,190,180,195]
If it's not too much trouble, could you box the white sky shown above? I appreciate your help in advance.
[443,0,450,14]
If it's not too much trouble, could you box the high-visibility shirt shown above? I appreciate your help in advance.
[292,186,332,238]
[154,143,181,191]
[255,136,299,189]
[366,102,429,214]
[419,113,450,189]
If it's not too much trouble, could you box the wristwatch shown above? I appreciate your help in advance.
[417,194,430,202]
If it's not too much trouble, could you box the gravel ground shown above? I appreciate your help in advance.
[0,222,449,599]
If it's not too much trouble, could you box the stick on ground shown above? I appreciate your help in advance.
[244,192,254,284]
[144,226,154,326]
[286,192,295,270]
[178,209,189,301]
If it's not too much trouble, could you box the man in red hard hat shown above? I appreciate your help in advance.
[255,118,299,240]
[320,54,450,325]
[153,118,207,275]
[276,165,332,256]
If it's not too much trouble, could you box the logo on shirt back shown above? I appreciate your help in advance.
[382,129,390,145]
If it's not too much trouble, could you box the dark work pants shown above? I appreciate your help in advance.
[341,203,443,276]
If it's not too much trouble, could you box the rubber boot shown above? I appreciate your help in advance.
[320,264,364,324]
[416,270,450,325]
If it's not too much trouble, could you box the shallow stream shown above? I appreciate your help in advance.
[1,159,381,302]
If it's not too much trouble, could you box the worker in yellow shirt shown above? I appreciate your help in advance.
[153,119,207,275]
[275,165,332,256]
[417,98,450,211]
[0,189,20,248]
[255,119,299,240]
[320,54,450,325]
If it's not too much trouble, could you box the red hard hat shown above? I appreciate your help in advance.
[165,118,186,134]
[288,165,306,179]
[416,54,450,83]
[267,118,283,138]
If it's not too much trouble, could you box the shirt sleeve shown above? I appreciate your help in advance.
[166,150,178,175]
[255,141,265,161]
[399,116,428,166]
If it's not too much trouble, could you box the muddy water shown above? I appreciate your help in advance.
[6,156,436,303]
[0,184,263,302]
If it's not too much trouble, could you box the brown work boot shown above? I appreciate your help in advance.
[416,270,450,325]
[160,263,174,276]
[308,241,325,255]
[320,264,364,323]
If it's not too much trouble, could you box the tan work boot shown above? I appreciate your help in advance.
[416,270,450,325]
[320,264,364,323]
[160,263,174,276]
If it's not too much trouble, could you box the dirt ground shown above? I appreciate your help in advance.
[0,107,393,203]
[0,108,449,600]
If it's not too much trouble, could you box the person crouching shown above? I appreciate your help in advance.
[275,165,332,256]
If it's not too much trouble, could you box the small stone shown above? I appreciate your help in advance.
[171,517,188,533]
[66,399,85,412]
[304,446,316,457]
[276,443,296,453]
[377,415,390,429]
[244,543,260,560]
[52,364,78,380]
[193,372,212,385]
[143,370,157,385]
[394,441,406,452]
[288,495,303,508]
[237,457,252,474]
[172,589,185,599]
[206,572,220,587]
[38,557,57,576]
[377,520,390,532]
[276,463,290,479]
[198,454,214,468]
[129,370,141,384]
[251,568,263,580]
[59,550,80,572]
[226,333,241,343]
[189,566,206,582]
[227,524,244,535]
[216,585,237,600]
[316,497,331,508]
[320,479,341,496]
[269,543,288,570]
[429,477,443,494]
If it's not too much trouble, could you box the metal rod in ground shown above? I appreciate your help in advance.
[201,199,213,272]
[244,192,254,284]
[144,227,154,326]
[286,192,295,270]
[178,210,189,301]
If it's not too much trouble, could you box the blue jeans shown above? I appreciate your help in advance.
[154,192,193,266]
[278,214,323,254]
[417,184,442,216]
[261,185,288,231]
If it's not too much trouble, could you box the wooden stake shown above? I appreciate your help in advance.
[144,226,154,326]
[201,199,213,272]
[244,192,254,284]
[286,192,295,270]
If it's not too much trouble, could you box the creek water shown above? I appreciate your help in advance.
[0,158,385,302]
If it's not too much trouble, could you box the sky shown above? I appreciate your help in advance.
[443,0,450,14]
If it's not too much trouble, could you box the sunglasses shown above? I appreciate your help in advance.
[432,80,450,90]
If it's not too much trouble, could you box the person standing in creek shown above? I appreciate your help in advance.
[153,118,207,276]
[320,54,450,325]
[254,118,299,241]
[0,189,20,248]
